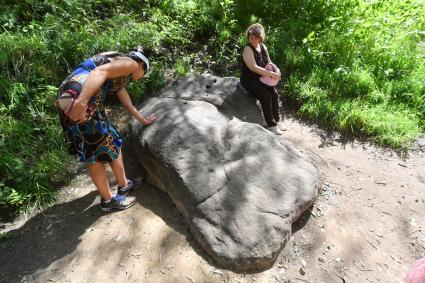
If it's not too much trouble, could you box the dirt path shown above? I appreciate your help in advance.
[1,114,424,283]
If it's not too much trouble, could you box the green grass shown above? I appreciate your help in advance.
[0,0,223,213]
[278,0,425,148]
[175,58,190,77]
[292,73,422,148]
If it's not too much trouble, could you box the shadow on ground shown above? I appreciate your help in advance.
[122,138,223,270]
[133,184,221,269]
[0,183,218,282]
[0,159,220,283]
[280,104,357,150]
[0,191,100,282]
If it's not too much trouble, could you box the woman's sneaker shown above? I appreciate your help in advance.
[100,194,136,212]
[117,179,139,195]
[277,122,287,131]
[268,126,283,135]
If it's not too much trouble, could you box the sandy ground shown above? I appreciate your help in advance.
[0,109,424,283]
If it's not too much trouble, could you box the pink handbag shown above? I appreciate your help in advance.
[260,63,280,86]
[406,257,425,283]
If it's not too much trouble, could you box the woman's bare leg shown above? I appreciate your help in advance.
[87,162,113,201]
[109,151,128,188]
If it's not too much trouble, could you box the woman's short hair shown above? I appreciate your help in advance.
[246,23,266,43]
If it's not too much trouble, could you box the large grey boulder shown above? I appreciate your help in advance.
[129,74,320,271]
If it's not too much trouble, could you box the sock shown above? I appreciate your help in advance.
[119,180,130,189]
[103,194,115,203]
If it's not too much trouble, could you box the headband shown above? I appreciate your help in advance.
[129,50,149,73]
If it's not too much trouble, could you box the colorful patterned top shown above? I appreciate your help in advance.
[57,54,130,163]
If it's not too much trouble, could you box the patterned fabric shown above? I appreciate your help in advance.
[57,56,130,163]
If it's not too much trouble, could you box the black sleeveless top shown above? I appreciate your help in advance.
[241,44,269,81]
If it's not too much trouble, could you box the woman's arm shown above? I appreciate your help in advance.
[243,46,280,79]
[116,88,156,125]
[69,57,139,123]
[263,44,281,75]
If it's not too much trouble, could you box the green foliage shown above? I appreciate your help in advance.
[291,72,422,148]
[265,0,425,148]
[175,58,190,77]
[0,0,203,213]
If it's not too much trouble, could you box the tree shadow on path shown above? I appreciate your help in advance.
[0,191,100,282]
[0,179,217,282]
[0,138,220,283]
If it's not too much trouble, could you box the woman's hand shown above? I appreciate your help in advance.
[68,99,88,123]
[143,113,156,125]
[269,71,281,81]
[116,88,157,126]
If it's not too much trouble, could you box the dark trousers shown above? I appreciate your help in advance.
[241,78,280,127]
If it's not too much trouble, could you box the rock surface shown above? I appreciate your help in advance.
[129,74,320,271]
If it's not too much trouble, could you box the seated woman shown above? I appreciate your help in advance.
[240,23,285,135]
[56,47,156,212]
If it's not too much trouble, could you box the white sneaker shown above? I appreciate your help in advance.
[277,122,287,131]
[268,126,283,135]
